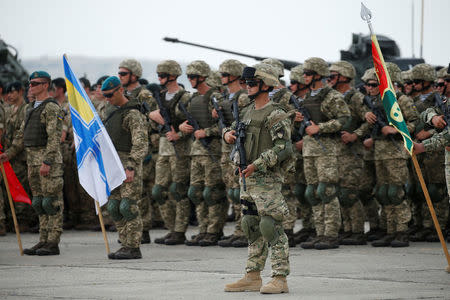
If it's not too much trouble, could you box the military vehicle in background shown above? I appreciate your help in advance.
[0,38,29,85]
[164,34,425,85]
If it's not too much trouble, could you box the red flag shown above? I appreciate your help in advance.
[0,144,31,205]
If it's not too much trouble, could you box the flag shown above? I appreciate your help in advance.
[63,55,125,209]
[371,34,414,155]
[0,144,31,204]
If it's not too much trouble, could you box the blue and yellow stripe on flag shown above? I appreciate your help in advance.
[63,55,125,208]
[371,35,414,156]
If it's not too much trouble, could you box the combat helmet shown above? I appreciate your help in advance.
[119,58,143,78]
[262,58,284,78]
[402,70,413,83]
[219,59,245,77]
[157,60,182,76]
[411,63,436,82]
[186,60,210,77]
[290,64,306,84]
[303,57,330,77]
[437,67,449,80]
[385,62,403,85]
[361,67,378,83]
[206,70,224,88]
[329,61,356,79]
[242,63,280,87]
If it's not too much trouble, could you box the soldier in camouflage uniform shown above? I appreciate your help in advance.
[149,60,192,245]
[298,57,351,250]
[435,67,448,98]
[215,59,250,248]
[1,71,64,255]
[365,64,419,248]
[179,60,226,247]
[409,64,448,242]
[0,86,7,235]
[401,70,415,97]
[328,61,369,245]
[101,76,148,259]
[223,63,292,294]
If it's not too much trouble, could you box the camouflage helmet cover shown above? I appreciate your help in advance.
[157,60,182,76]
[186,60,211,77]
[261,58,284,77]
[303,57,330,77]
[119,58,143,78]
[329,61,356,79]
[436,67,449,79]
[252,63,280,87]
[289,64,306,84]
[361,67,378,83]
[385,62,403,84]
[206,70,223,88]
[402,69,413,82]
[411,63,436,82]
[219,59,244,77]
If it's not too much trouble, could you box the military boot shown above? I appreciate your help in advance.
[108,247,124,259]
[218,234,239,247]
[23,241,46,255]
[259,276,289,294]
[199,233,220,247]
[115,247,142,259]
[284,229,296,247]
[36,242,60,256]
[294,228,315,244]
[300,235,323,249]
[425,231,440,242]
[314,236,339,250]
[390,231,409,247]
[366,228,386,242]
[410,227,432,242]
[185,232,206,246]
[371,233,396,247]
[0,221,6,236]
[231,236,248,248]
[154,232,172,244]
[165,232,186,245]
[338,231,352,245]
[141,231,151,244]
[341,233,367,245]
[224,271,262,292]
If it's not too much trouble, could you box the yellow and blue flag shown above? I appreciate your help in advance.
[63,55,125,208]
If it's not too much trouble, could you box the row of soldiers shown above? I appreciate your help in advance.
[0,58,449,263]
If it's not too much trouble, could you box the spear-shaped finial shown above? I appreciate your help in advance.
[360,2,374,35]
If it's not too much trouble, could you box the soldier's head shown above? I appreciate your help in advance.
[385,62,403,90]
[289,64,308,95]
[219,59,244,86]
[118,58,143,87]
[361,68,379,96]
[303,57,329,89]
[94,75,109,100]
[157,60,182,87]
[206,70,225,92]
[6,81,24,105]
[50,77,67,99]
[262,58,284,79]
[328,61,355,90]
[101,76,125,106]
[401,70,414,95]
[436,66,449,96]
[79,77,91,97]
[242,63,279,100]
[28,71,51,98]
[411,63,436,93]
[186,60,210,89]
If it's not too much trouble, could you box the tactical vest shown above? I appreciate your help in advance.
[104,100,141,153]
[243,102,276,163]
[271,88,289,104]
[189,88,216,129]
[302,87,333,123]
[23,99,58,147]
[341,89,359,133]
[221,89,246,126]
[159,89,188,135]
[414,92,437,132]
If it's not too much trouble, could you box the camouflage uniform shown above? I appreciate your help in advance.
[0,101,7,230]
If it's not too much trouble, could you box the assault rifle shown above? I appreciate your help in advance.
[211,96,227,132]
[231,101,247,191]
[178,101,217,162]
[147,83,179,159]
[434,93,450,130]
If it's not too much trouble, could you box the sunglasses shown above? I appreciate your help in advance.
[435,82,445,87]
[328,74,339,80]
[103,86,120,98]
[187,74,199,80]
[404,80,413,85]
[220,72,230,77]
[29,81,47,87]
[158,73,169,79]
[290,80,300,85]
[365,83,379,88]
[413,79,424,84]
[118,71,130,76]
[303,70,316,76]
[246,80,260,87]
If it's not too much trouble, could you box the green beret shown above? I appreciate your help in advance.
[29,71,51,80]
[101,76,121,91]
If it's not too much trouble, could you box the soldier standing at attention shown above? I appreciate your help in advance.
[298,58,351,250]
[224,63,292,294]
[101,76,148,259]
[1,71,64,255]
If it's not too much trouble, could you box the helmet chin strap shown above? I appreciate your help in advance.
[249,81,269,100]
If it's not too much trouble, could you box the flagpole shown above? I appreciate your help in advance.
[95,201,110,255]
[361,2,450,273]
[0,163,23,256]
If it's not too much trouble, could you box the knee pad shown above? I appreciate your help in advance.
[203,184,226,206]
[359,190,372,206]
[169,182,187,202]
[376,185,389,205]
[241,215,261,243]
[227,188,234,202]
[31,196,44,215]
[233,188,240,204]
[338,188,358,208]
[152,184,166,205]
[259,216,283,245]
[387,185,405,206]
[405,181,415,198]
[428,184,445,204]
[188,185,203,205]
[294,183,306,201]
[119,198,138,221]
[317,182,337,204]
[42,196,59,215]
[107,199,123,221]
[305,184,320,206]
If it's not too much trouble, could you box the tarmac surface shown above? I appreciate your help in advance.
[1,223,449,300]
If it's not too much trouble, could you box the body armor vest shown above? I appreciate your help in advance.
[23,98,58,147]
[159,89,188,135]
[243,102,276,163]
[342,89,360,133]
[302,87,332,123]
[271,88,289,104]
[414,92,437,132]
[221,89,245,126]
[189,88,216,129]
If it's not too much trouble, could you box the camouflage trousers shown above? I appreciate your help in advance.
[303,156,341,238]
[240,176,289,277]
[221,152,243,236]
[139,153,157,231]
[384,200,411,234]
[361,151,380,231]
[294,157,313,230]
[190,155,226,234]
[28,163,64,243]
[281,155,298,231]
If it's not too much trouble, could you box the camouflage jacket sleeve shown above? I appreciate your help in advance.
[398,94,419,133]
[123,110,148,170]
[318,90,351,133]
[423,128,450,152]
[421,106,440,126]
[5,119,25,159]
[42,102,64,165]
[253,108,293,173]
[0,103,5,132]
